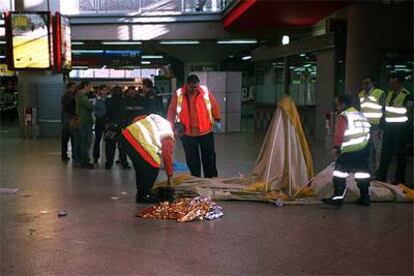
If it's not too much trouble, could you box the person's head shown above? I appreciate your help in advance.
[186,74,200,94]
[335,95,353,112]
[142,79,153,92]
[389,74,403,91]
[97,85,107,97]
[173,122,185,138]
[112,86,122,95]
[66,82,76,93]
[361,75,375,92]
[78,81,90,93]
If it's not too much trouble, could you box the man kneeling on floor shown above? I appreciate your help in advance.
[121,114,183,203]
[323,95,372,207]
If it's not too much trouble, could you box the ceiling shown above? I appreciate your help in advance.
[223,0,351,29]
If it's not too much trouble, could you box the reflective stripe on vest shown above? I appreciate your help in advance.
[126,115,174,166]
[359,88,384,125]
[175,86,214,125]
[385,89,408,123]
[340,107,371,154]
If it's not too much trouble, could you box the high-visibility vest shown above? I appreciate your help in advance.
[123,114,174,167]
[175,85,214,133]
[340,107,371,154]
[384,89,409,123]
[359,88,384,125]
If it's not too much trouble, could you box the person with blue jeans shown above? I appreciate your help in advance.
[74,81,94,169]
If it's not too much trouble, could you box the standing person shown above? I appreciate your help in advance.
[61,82,77,162]
[358,76,385,171]
[92,85,107,163]
[167,74,221,178]
[377,74,413,185]
[142,79,163,115]
[322,95,372,207]
[105,86,130,169]
[74,81,94,169]
[121,114,181,203]
[125,86,144,123]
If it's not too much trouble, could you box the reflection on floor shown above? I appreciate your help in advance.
[1,126,413,275]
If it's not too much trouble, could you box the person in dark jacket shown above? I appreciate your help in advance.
[142,79,163,115]
[104,86,130,169]
[61,82,77,161]
[93,85,107,163]
[125,86,144,124]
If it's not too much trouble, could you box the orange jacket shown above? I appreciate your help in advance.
[167,85,220,136]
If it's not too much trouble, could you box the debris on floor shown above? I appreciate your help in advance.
[0,188,18,194]
[58,211,67,217]
[110,196,120,200]
[39,210,49,214]
[137,196,224,223]
[120,191,128,196]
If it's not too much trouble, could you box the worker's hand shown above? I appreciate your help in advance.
[167,177,171,186]
[331,148,339,159]
[214,121,222,133]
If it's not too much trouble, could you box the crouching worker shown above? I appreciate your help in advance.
[322,95,372,207]
[121,114,184,203]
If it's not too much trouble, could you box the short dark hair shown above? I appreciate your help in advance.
[99,84,107,90]
[78,81,90,90]
[337,95,353,109]
[390,73,404,83]
[66,82,76,90]
[186,74,200,85]
[142,79,153,88]
[362,75,375,83]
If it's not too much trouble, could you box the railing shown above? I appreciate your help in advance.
[79,0,231,14]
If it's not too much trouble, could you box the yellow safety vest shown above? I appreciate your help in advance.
[359,88,384,125]
[125,114,174,165]
[340,107,371,154]
[384,89,409,123]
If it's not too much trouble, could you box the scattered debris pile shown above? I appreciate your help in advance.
[137,196,224,223]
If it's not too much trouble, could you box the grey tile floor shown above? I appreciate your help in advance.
[1,126,413,275]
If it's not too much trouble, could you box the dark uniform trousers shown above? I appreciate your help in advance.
[333,145,371,196]
[377,124,409,184]
[105,130,128,169]
[181,132,218,178]
[121,136,159,197]
[93,116,106,162]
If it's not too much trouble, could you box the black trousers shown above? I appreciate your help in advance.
[105,132,128,168]
[181,132,217,178]
[377,124,409,184]
[121,136,159,197]
[93,117,105,161]
[61,123,74,159]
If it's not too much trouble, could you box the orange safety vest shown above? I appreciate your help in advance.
[175,85,214,134]
[122,114,174,168]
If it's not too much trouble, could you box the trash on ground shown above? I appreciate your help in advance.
[0,188,18,194]
[110,196,120,200]
[39,210,49,214]
[120,191,128,196]
[58,211,67,217]
[21,194,31,197]
[137,196,224,223]
[275,199,285,207]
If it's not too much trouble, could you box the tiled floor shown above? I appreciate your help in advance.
[1,126,413,275]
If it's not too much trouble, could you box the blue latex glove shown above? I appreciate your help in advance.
[214,122,222,133]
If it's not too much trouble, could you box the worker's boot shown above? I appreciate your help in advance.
[356,182,370,206]
[322,178,346,208]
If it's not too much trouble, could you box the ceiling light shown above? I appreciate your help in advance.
[159,40,200,45]
[101,41,142,45]
[71,41,85,45]
[141,55,163,59]
[141,61,151,65]
[242,55,252,60]
[0,55,5,58]
[217,40,257,44]
[72,66,88,69]
[0,41,6,44]
[281,35,290,45]
[300,53,306,57]
[72,50,104,54]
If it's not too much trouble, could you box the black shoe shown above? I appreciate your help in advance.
[61,156,70,162]
[93,159,99,164]
[81,163,94,169]
[321,198,343,208]
[356,197,370,206]
[136,194,158,204]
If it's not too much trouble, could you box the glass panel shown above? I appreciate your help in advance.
[288,53,317,106]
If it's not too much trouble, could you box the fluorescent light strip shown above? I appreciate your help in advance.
[217,39,257,44]
[0,55,5,58]
[0,41,6,44]
[141,61,151,65]
[242,56,252,60]
[141,55,163,59]
[101,41,142,45]
[72,50,104,54]
[159,40,200,45]
[71,41,85,45]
